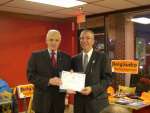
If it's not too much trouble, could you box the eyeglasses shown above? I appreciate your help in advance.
[80,37,93,41]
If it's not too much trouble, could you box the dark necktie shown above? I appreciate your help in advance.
[83,53,88,72]
[51,50,57,67]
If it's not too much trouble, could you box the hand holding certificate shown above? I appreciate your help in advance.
[60,71,86,92]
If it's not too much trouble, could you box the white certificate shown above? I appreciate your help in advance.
[60,71,86,92]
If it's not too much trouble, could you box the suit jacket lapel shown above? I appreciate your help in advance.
[43,49,52,69]
[57,51,62,69]
[85,51,97,74]
[78,53,84,72]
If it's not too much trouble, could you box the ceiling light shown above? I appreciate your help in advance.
[138,41,142,44]
[131,17,150,24]
[26,0,87,8]
[139,66,143,69]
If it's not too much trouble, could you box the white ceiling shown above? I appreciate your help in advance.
[0,0,150,18]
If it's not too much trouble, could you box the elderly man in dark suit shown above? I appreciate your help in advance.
[27,29,71,113]
[71,30,111,113]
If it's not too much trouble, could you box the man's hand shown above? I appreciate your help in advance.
[66,89,76,94]
[49,77,62,86]
[80,86,92,95]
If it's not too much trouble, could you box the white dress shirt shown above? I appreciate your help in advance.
[48,49,57,60]
[82,48,93,63]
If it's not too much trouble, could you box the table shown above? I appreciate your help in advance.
[109,97,150,113]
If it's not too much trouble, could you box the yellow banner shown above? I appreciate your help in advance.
[17,84,34,99]
[111,60,139,74]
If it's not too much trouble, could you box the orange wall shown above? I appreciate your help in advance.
[0,15,77,87]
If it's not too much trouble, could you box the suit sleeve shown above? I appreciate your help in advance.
[65,54,72,71]
[27,53,49,90]
[91,53,112,97]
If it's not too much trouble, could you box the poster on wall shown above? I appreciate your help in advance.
[111,60,139,74]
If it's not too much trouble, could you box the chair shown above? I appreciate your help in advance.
[27,94,34,113]
[118,85,136,95]
[140,91,150,103]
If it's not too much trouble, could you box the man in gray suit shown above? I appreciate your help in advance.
[71,30,111,113]
[27,30,71,113]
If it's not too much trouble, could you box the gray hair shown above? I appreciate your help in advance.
[80,29,94,39]
[46,29,61,40]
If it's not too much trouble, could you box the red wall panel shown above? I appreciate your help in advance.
[0,15,77,87]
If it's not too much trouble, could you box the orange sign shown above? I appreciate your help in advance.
[77,13,86,24]
[17,84,34,99]
[111,60,139,74]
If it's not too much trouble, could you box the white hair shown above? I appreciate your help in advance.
[80,29,94,39]
[46,29,61,40]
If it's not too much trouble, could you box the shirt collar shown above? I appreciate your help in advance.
[83,48,93,60]
[48,49,57,55]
